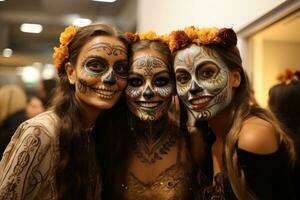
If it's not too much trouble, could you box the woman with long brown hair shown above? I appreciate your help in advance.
[169,27,295,200]
[98,33,196,200]
[0,23,130,200]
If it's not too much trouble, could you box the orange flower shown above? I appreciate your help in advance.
[168,30,190,52]
[53,46,68,69]
[53,25,78,69]
[124,32,140,42]
[164,26,238,52]
[59,26,78,46]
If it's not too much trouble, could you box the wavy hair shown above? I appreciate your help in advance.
[177,45,295,200]
[51,23,129,200]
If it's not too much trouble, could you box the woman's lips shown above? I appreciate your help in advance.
[135,101,163,109]
[189,96,212,110]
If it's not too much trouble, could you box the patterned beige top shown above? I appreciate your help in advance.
[0,110,59,200]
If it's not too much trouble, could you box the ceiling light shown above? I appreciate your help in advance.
[0,0,5,2]
[2,48,13,57]
[73,18,92,27]
[20,23,43,33]
[92,0,117,2]
[22,66,40,84]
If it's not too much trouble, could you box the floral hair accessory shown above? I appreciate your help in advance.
[53,25,78,69]
[124,31,166,43]
[277,69,300,84]
[166,26,237,52]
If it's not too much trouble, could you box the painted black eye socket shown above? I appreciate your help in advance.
[154,77,170,87]
[114,62,128,77]
[85,59,107,74]
[176,71,191,84]
[197,63,219,79]
[128,77,143,87]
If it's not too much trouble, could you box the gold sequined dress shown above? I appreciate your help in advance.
[121,140,193,200]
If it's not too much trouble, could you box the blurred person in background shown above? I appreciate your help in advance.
[26,95,46,118]
[269,69,300,200]
[38,78,57,108]
[0,84,28,158]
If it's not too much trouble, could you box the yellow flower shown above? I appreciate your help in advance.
[139,31,160,41]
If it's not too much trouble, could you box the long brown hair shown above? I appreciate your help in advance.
[175,44,295,199]
[51,23,129,200]
[211,45,295,199]
[98,40,175,199]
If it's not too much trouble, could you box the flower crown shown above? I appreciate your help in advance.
[124,31,167,43]
[53,25,78,69]
[277,69,300,84]
[166,26,237,52]
[125,27,237,53]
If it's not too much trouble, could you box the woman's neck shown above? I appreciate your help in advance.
[130,113,170,143]
[76,96,102,129]
[129,113,177,165]
[208,107,231,141]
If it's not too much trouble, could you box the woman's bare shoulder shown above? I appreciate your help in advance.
[237,116,279,154]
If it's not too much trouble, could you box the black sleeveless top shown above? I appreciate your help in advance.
[197,131,295,200]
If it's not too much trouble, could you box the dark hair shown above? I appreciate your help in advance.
[98,40,175,199]
[51,23,130,200]
[269,75,300,147]
[41,79,57,107]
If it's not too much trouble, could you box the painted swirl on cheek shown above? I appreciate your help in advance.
[125,85,143,98]
[213,84,228,104]
[177,83,191,97]
[154,85,172,98]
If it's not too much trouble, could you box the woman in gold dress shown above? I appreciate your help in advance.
[99,33,197,200]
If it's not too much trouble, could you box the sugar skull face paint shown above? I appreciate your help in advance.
[126,49,173,121]
[174,44,232,120]
[73,35,128,110]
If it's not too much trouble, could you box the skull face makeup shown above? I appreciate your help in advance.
[126,49,173,121]
[174,44,232,120]
[71,35,128,110]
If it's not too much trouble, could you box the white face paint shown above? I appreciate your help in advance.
[126,49,173,121]
[74,36,128,110]
[174,44,232,120]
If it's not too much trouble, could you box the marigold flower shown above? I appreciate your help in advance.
[124,32,140,42]
[59,26,78,46]
[53,25,78,69]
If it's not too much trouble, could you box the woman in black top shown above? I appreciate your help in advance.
[167,27,295,200]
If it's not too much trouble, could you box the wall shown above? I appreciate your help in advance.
[137,0,286,34]
[262,41,300,106]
